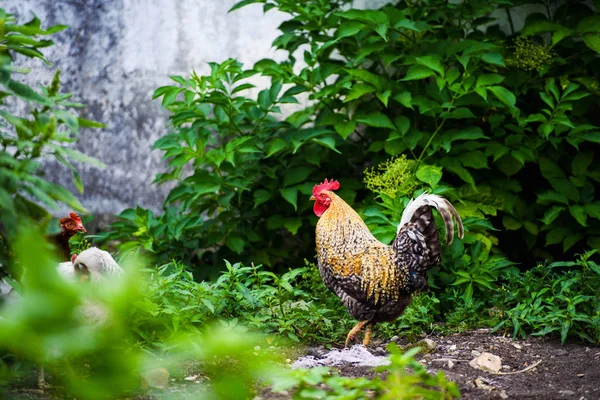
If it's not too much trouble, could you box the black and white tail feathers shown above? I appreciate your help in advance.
[393,193,464,292]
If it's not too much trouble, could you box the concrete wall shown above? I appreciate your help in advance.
[3,0,537,216]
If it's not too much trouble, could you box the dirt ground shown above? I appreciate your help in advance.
[5,330,600,399]
[285,329,600,400]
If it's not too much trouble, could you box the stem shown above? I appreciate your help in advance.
[415,117,447,167]
[505,7,515,36]
[544,0,552,21]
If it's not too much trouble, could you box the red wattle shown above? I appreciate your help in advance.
[314,201,328,217]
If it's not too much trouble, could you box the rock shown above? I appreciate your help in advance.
[473,376,494,390]
[469,352,502,373]
[449,344,457,352]
[554,349,568,357]
[421,338,437,351]
[559,390,576,396]
[141,368,169,389]
[448,360,455,369]
[499,389,509,399]
[390,335,399,342]
[577,373,585,378]
[512,343,522,350]
[184,376,197,381]
[471,350,481,357]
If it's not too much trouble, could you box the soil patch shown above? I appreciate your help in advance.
[285,329,600,400]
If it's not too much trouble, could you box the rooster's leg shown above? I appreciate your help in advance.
[345,320,370,348]
[363,323,373,346]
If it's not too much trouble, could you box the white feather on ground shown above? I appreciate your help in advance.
[292,345,391,368]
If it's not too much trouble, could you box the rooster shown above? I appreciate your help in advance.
[50,212,86,261]
[0,212,86,301]
[310,179,464,347]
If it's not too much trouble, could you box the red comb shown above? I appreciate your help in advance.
[71,254,78,263]
[69,212,82,222]
[312,179,340,196]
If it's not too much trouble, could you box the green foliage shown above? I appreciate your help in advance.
[493,250,600,344]
[0,9,103,272]
[131,259,352,345]
[271,345,460,399]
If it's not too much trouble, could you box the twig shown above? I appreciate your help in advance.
[492,359,542,375]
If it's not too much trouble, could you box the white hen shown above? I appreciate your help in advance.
[1,247,123,390]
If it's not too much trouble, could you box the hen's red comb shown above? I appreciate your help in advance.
[312,179,340,196]
[69,212,82,223]
[71,253,78,264]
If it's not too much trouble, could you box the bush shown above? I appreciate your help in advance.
[493,250,600,344]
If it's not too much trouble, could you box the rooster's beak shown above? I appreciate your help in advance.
[309,196,316,201]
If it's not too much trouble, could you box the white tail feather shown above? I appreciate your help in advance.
[398,193,464,243]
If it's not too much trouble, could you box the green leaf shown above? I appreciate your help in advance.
[415,55,444,76]
[337,21,365,38]
[569,205,588,226]
[563,234,583,252]
[582,33,600,54]
[400,65,435,81]
[415,164,442,188]
[78,117,105,129]
[356,112,395,129]
[393,91,413,109]
[7,80,52,105]
[541,206,565,225]
[313,137,341,154]
[572,153,593,176]
[539,157,565,179]
[345,83,375,102]
[226,235,245,254]
[229,0,261,12]
[546,227,570,246]
[460,151,488,169]
[266,138,289,157]
[334,120,356,139]
[537,191,569,205]
[279,187,298,210]
[481,53,505,66]
[552,26,573,45]
[476,74,504,87]
[345,69,386,90]
[283,167,313,187]
[376,90,391,107]
[394,116,410,135]
[440,127,488,151]
[576,15,600,34]
[441,108,476,119]
[584,203,600,219]
[253,189,271,208]
[258,88,272,109]
[488,86,516,107]
[284,219,303,235]
[502,216,522,230]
